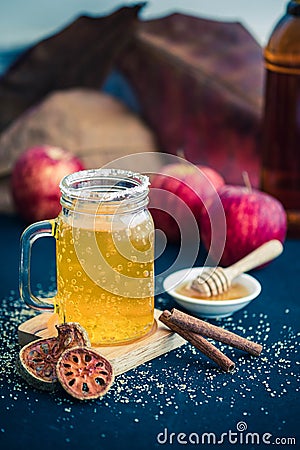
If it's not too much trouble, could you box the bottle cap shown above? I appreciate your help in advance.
[287,0,300,15]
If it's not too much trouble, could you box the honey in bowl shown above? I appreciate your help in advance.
[176,281,250,301]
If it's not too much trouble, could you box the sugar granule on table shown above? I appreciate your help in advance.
[0,290,299,424]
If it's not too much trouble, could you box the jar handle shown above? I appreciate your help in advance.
[20,219,57,311]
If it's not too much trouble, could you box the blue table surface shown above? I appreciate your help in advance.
[0,213,299,450]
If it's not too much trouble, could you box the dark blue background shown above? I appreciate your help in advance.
[0,213,299,450]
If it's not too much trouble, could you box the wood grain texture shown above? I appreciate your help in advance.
[18,309,186,376]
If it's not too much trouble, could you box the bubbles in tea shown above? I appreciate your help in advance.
[55,213,154,345]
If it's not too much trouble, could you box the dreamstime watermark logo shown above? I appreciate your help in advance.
[70,152,227,296]
[156,421,297,446]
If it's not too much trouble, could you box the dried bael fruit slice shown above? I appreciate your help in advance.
[57,347,114,400]
[17,322,90,391]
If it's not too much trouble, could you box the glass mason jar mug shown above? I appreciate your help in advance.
[20,169,155,346]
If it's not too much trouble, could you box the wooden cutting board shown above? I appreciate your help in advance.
[18,309,186,376]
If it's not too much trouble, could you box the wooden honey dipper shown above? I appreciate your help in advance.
[190,239,283,298]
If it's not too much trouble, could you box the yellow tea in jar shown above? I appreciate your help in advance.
[19,169,155,346]
[55,211,154,346]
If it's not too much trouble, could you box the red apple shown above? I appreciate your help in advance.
[149,163,225,243]
[11,145,85,222]
[200,185,287,266]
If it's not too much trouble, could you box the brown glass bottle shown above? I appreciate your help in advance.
[261,0,300,237]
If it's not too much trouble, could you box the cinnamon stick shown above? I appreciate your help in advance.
[160,311,235,372]
[161,309,262,356]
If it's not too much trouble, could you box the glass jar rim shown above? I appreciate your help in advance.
[59,168,150,204]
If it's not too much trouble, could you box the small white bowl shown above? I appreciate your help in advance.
[163,267,261,318]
